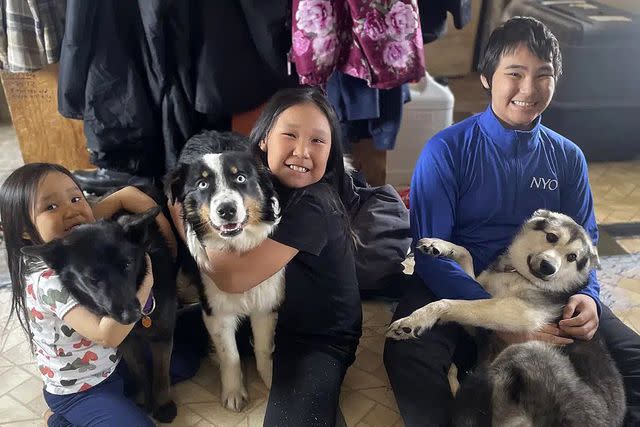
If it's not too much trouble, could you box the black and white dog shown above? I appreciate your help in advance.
[22,207,178,423]
[166,130,283,412]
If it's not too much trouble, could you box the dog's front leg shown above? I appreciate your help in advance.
[203,312,248,412]
[387,298,550,340]
[250,311,277,389]
[120,339,151,410]
[150,339,177,423]
[386,299,451,339]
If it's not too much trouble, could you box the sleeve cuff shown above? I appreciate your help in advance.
[578,290,602,317]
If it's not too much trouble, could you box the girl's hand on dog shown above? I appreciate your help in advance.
[136,254,154,307]
[559,294,599,341]
[496,324,573,345]
[168,200,186,243]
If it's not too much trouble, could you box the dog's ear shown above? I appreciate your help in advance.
[21,240,64,268]
[164,164,188,204]
[529,209,553,231]
[531,209,552,219]
[117,206,161,245]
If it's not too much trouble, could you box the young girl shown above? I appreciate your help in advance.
[0,163,175,426]
[169,87,362,426]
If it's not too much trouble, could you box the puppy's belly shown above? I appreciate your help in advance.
[202,269,285,315]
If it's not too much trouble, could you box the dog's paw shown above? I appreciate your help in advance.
[386,304,443,340]
[386,316,428,340]
[417,238,458,258]
[153,400,177,423]
[222,386,249,412]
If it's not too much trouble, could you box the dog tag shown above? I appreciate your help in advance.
[141,316,152,328]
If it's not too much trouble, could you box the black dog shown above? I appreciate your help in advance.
[22,207,178,423]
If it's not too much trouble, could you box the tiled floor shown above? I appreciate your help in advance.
[0,124,639,426]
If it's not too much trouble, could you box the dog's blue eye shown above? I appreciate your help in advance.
[235,174,246,184]
[566,253,577,262]
[197,180,209,190]
[546,233,558,243]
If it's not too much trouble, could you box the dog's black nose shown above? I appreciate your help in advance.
[217,203,237,220]
[539,259,556,276]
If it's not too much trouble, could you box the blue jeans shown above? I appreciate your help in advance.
[43,362,154,427]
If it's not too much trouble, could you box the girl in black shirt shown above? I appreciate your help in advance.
[172,88,362,426]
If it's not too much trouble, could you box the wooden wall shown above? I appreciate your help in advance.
[0,64,92,171]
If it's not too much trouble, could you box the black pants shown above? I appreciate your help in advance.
[383,275,640,427]
[264,340,354,427]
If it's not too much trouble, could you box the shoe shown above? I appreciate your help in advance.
[73,168,153,196]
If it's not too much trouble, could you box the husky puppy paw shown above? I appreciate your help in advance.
[386,301,448,340]
[417,238,460,258]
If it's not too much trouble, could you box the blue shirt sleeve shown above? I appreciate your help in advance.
[410,138,491,301]
[559,144,601,313]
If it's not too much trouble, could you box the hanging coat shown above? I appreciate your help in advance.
[57,0,295,177]
[0,0,66,72]
[57,0,193,176]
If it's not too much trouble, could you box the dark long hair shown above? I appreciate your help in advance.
[478,16,563,92]
[0,163,83,350]
[249,87,350,208]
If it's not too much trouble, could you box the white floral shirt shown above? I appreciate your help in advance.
[25,267,120,395]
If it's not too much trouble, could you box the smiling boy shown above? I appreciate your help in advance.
[384,17,640,426]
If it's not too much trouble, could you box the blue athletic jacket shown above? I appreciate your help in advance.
[410,106,600,310]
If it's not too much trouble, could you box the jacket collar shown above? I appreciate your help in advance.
[478,106,541,156]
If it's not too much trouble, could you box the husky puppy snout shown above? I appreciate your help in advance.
[527,253,560,279]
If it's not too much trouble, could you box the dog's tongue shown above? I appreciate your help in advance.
[221,223,240,232]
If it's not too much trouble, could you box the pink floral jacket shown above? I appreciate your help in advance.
[291,0,425,89]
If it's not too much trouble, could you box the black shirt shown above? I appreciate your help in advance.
[271,183,362,351]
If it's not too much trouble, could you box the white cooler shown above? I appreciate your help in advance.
[387,72,454,187]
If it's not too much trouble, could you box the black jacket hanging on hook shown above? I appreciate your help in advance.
[58,0,295,177]
[419,0,472,44]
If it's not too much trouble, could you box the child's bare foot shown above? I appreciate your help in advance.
[44,408,53,423]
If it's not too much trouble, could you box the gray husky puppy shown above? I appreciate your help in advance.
[387,209,625,427]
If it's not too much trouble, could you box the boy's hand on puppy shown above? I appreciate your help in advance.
[496,324,573,346]
[168,200,186,243]
[559,294,599,340]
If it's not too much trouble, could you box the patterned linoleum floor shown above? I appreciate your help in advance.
[0,124,639,426]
